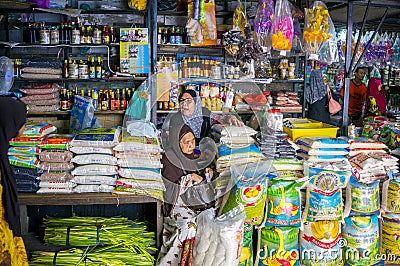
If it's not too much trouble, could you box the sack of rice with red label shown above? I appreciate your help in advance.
[300,220,344,266]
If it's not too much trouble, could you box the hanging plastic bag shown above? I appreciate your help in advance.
[125,78,151,121]
[303,1,333,61]
[186,0,217,46]
[271,0,293,54]
[254,0,274,53]
[69,95,100,134]
[233,0,248,36]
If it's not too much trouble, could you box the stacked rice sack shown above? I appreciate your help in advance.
[20,64,62,80]
[20,83,60,112]
[113,127,164,201]
[300,159,352,266]
[36,134,75,194]
[296,137,350,162]
[342,138,397,265]
[217,126,264,173]
[255,169,306,266]
[8,124,57,193]
[347,137,388,157]
[381,173,400,265]
[70,128,120,193]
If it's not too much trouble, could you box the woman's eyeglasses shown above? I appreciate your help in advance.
[179,98,194,105]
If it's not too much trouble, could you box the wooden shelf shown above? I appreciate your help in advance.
[18,193,162,247]
[27,110,126,116]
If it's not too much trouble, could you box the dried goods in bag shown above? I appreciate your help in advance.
[300,220,344,266]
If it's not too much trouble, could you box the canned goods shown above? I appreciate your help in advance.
[50,29,59,44]
[71,29,80,44]
[93,29,102,44]
[39,29,50,44]
[68,62,79,79]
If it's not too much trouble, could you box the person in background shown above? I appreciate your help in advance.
[305,69,331,124]
[164,89,244,148]
[340,67,367,126]
[367,76,387,115]
[158,124,214,265]
[0,97,29,266]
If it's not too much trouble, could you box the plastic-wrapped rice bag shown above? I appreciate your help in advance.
[256,226,299,266]
[239,223,253,266]
[300,220,343,266]
[193,205,245,266]
[381,178,400,214]
[381,213,400,265]
[265,179,304,227]
[344,176,380,217]
[342,215,381,266]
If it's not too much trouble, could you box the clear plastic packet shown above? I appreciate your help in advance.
[271,0,293,54]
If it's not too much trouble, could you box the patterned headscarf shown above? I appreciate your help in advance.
[306,70,327,104]
[179,89,204,139]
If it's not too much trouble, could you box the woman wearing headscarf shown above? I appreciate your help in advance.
[0,97,29,265]
[157,124,213,266]
[164,89,244,147]
[306,69,331,124]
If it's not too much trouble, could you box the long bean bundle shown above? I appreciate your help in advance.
[30,216,156,265]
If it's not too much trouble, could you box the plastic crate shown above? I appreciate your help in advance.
[283,118,339,140]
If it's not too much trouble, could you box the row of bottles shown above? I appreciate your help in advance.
[157,26,189,45]
[60,87,133,111]
[63,56,104,79]
[179,57,223,79]
[23,21,118,45]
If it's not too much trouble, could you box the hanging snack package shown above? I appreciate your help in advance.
[264,179,304,227]
[381,178,400,214]
[342,215,381,266]
[255,226,299,266]
[343,176,380,217]
[223,161,272,225]
[300,220,344,266]
[271,0,293,54]
[303,1,334,61]
[381,213,400,265]
[239,223,253,266]
[254,0,274,53]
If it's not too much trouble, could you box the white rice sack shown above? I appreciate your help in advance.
[71,165,118,176]
[193,205,245,266]
[36,187,74,194]
[98,184,115,193]
[296,137,349,149]
[71,175,117,185]
[71,154,117,165]
[73,184,100,193]
[117,158,162,168]
[115,178,165,191]
[70,128,120,148]
[221,125,257,137]
[118,168,162,180]
[39,181,76,189]
[69,146,114,155]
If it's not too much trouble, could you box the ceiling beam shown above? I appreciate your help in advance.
[322,0,400,8]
